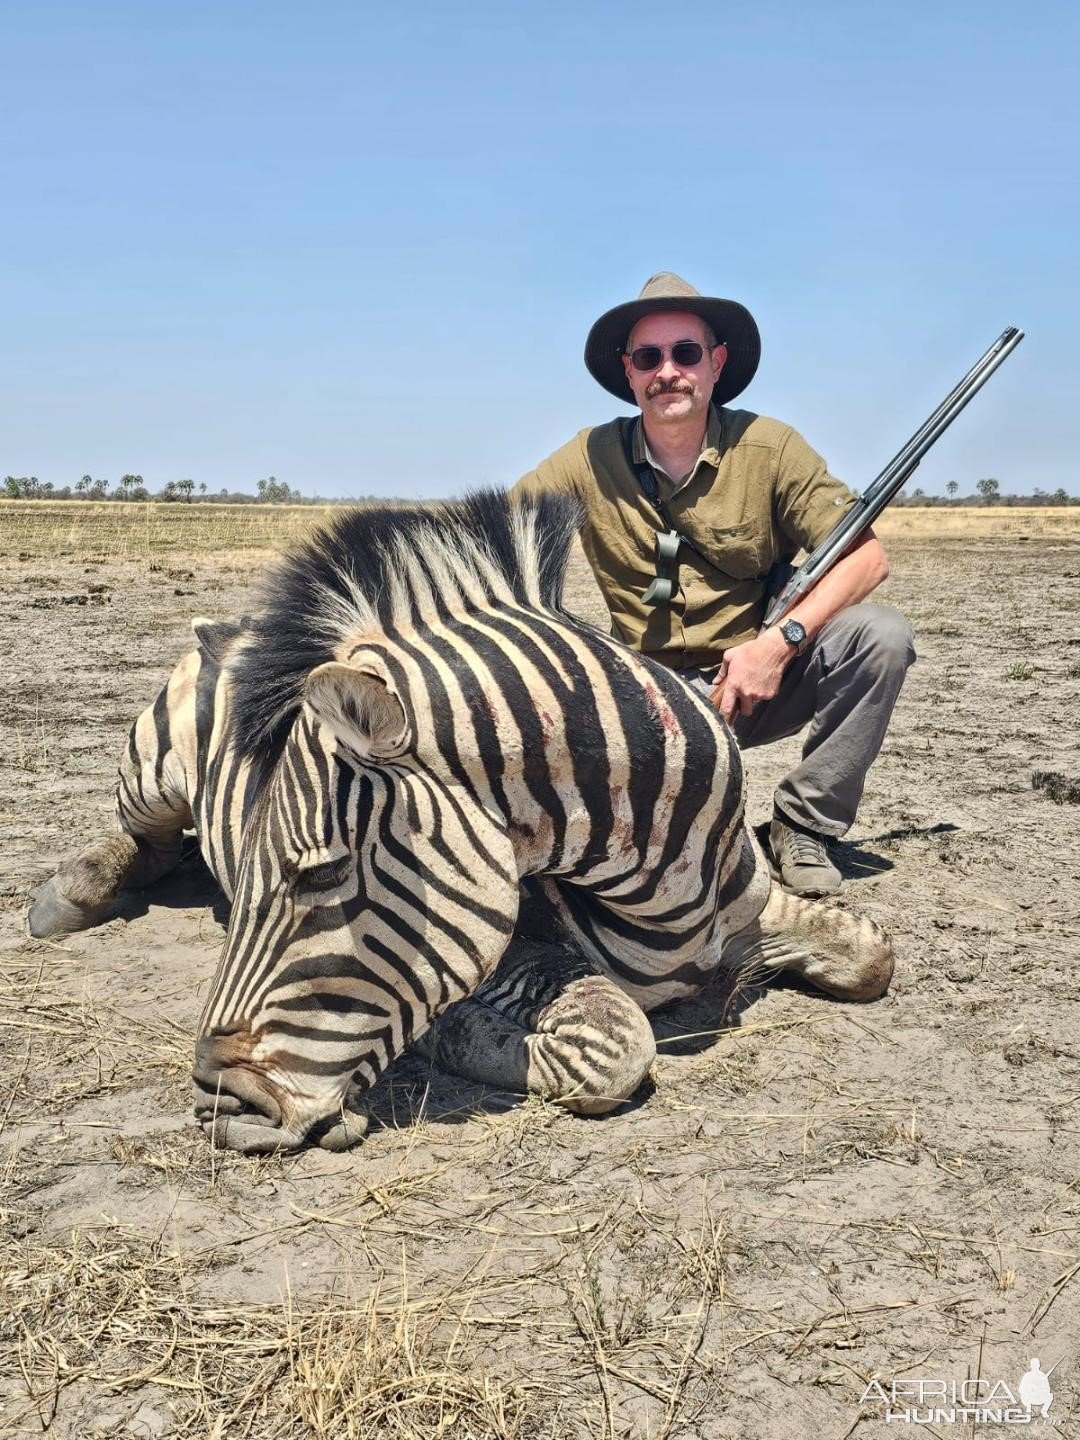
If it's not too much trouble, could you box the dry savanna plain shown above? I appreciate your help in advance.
[1,501,1079,1440]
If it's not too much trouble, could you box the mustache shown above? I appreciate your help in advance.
[645,378,694,398]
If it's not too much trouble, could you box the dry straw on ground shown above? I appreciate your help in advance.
[2,503,1079,1437]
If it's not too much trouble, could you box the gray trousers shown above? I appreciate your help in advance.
[683,603,915,838]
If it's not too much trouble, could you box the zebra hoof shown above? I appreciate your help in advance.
[26,877,108,939]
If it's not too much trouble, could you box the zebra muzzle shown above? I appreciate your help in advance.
[192,1035,370,1154]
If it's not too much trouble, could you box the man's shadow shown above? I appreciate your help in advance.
[751,819,958,882]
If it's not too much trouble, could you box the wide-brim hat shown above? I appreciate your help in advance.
[584,272,761,408]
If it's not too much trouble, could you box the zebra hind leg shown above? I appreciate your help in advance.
[418,939,656,1115]
[28,832,184,939]
[724,881,894,1002]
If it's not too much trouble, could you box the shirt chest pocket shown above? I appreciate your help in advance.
[689,520,772,582]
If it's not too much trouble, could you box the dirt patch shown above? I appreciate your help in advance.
[2,528,1079,1437]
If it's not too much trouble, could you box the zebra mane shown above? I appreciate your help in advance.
[228,486,583,777]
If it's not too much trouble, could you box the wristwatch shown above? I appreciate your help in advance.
[779,619,808,654]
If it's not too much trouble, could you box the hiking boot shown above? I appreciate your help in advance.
[769,817,842,899]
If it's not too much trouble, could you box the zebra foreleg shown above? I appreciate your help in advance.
[417,939,656,1115]
[28,831,185,939]
[725,882,894,1002]
[29,657,204,940]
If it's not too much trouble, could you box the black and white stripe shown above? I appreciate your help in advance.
[33,488,888,1153]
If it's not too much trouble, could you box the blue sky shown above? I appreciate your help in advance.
[2,1,1077,498]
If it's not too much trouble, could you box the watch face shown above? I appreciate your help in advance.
[782,620,806,646]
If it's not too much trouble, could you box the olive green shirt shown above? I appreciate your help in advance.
[512,406,858,670]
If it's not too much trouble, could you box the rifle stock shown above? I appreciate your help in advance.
[763,326,1024,629]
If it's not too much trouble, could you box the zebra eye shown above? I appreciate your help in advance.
[297,857,351,893]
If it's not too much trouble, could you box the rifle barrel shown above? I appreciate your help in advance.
[763,327,1023,627]
[859,327,1022,506]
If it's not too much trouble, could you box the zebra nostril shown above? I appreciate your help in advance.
[192,1034,282,1129]
[192,1076,282,1129]
[192,1085,243,1119]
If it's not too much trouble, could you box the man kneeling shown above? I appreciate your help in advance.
[513,272,915,897]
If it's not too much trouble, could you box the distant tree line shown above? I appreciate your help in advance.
[4,472,1076,507]
[1,474,347,504]
[894,479,1074,506]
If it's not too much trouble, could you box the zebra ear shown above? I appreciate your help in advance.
[304,661,412,760]
[192,616,250,662]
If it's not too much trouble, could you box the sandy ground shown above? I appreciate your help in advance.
[2,529,1079,1438]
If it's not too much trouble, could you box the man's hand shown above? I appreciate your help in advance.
[710,630,791,725]
[708,534,890,726]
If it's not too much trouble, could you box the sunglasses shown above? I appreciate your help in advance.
[627,340,713,372]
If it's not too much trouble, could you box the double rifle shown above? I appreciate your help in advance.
[762,326,1025,628]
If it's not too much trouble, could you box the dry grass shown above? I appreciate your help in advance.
[872,504,1079,537]
[2,500,1078,563]
[0,952,190,1127]
[2,1219,532,1439]
[1031,769,1080,805]
[0,501,343,560]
